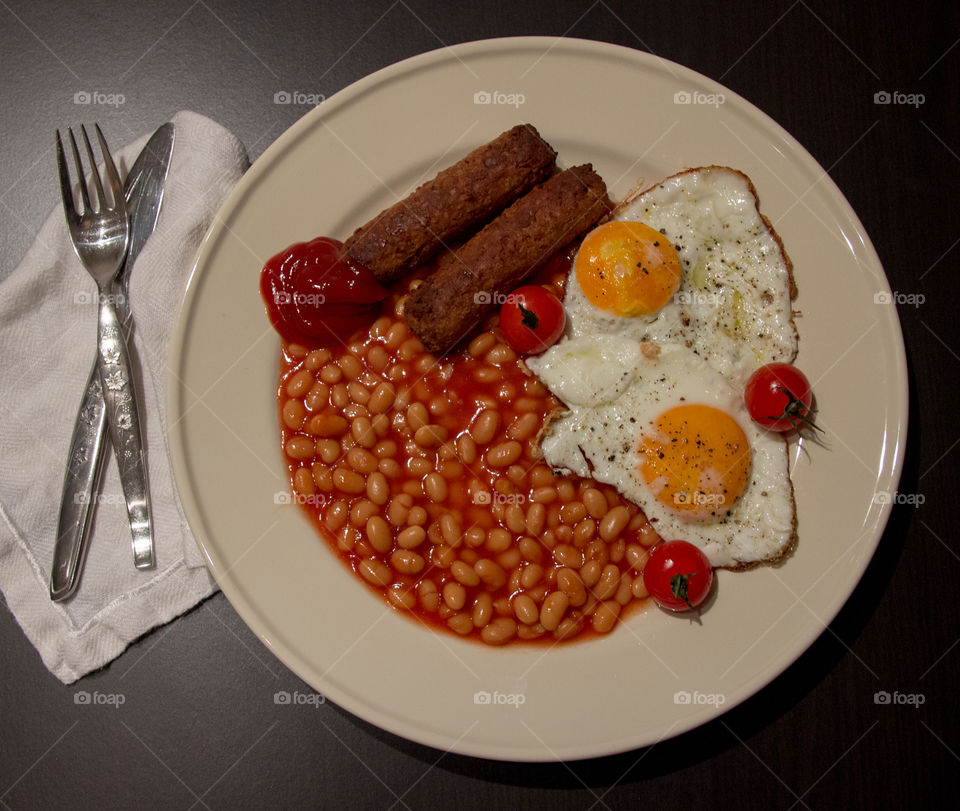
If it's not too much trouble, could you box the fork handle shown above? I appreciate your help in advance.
[96,294,155,569]
[50,370,108,600]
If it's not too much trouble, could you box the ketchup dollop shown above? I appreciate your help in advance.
[260,237,388,347]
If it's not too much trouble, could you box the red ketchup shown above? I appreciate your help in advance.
[260,236,388,347]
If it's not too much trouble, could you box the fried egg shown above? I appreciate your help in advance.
[526,167,799,568]
[564,166,797,387]
[528,338,795,568]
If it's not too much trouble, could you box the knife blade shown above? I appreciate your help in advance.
[50,123,175,601]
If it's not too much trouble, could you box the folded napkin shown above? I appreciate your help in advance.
[0,111,249,683]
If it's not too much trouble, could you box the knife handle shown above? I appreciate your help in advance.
[50,369,109,601]
[97,293,155,570]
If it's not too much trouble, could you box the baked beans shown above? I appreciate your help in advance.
[276,273,653,646]
[347,447,377,474]
[472,592,493,628]
[468,332,496,357]
[293,467,314,496]
[480,617,516,645]
[506,412,539,441]
[485,440,522,468]
[284,436,314,460]
[391,549,425,575]
[397,525,425,549]
[365,516,392,554]
[367,472,390,505]
[470,410,499,444]
[540,591,569,632]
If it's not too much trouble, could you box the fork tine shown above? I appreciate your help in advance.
[94,124,124,210]
[67,128,92,214]
[79,125,105,212]
[55,131,78,221]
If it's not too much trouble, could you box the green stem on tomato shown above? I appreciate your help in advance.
[669,572,698,612]
[519,302,539,330]
[767,386,823,433]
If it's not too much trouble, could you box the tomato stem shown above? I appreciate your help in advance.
[768,386,823,433]
[669,572,698,612]
[519,302,539,330]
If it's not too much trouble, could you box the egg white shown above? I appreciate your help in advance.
[528,338,795,568]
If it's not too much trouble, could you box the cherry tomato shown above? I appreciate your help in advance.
[498,285,565,355]
[642,540,714,612]
[744,362,820,434]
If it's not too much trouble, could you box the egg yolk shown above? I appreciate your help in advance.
[575,221,682,317]
[637,404,751,521]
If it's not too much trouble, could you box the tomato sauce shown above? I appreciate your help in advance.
[261,236,387,346]
[273,257,657,645]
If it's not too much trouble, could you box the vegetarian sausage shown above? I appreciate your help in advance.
[343,124,557,284]
[404,164,610,354]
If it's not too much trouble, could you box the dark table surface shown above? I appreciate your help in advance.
[2,1,958,808]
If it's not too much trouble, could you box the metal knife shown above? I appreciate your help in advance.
[50,123,175,601]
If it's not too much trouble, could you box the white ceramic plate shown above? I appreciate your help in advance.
[167,37,907,761]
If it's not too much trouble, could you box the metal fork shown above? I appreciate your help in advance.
[56,125,155,570]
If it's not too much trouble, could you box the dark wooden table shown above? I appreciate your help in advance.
[2,1,957,807]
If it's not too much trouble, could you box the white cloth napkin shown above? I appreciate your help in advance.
[0,111,249,683]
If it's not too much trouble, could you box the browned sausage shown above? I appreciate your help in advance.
[342,124,557,284]
[404,164,610,354]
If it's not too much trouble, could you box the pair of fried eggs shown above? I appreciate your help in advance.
[526,167,798,568]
